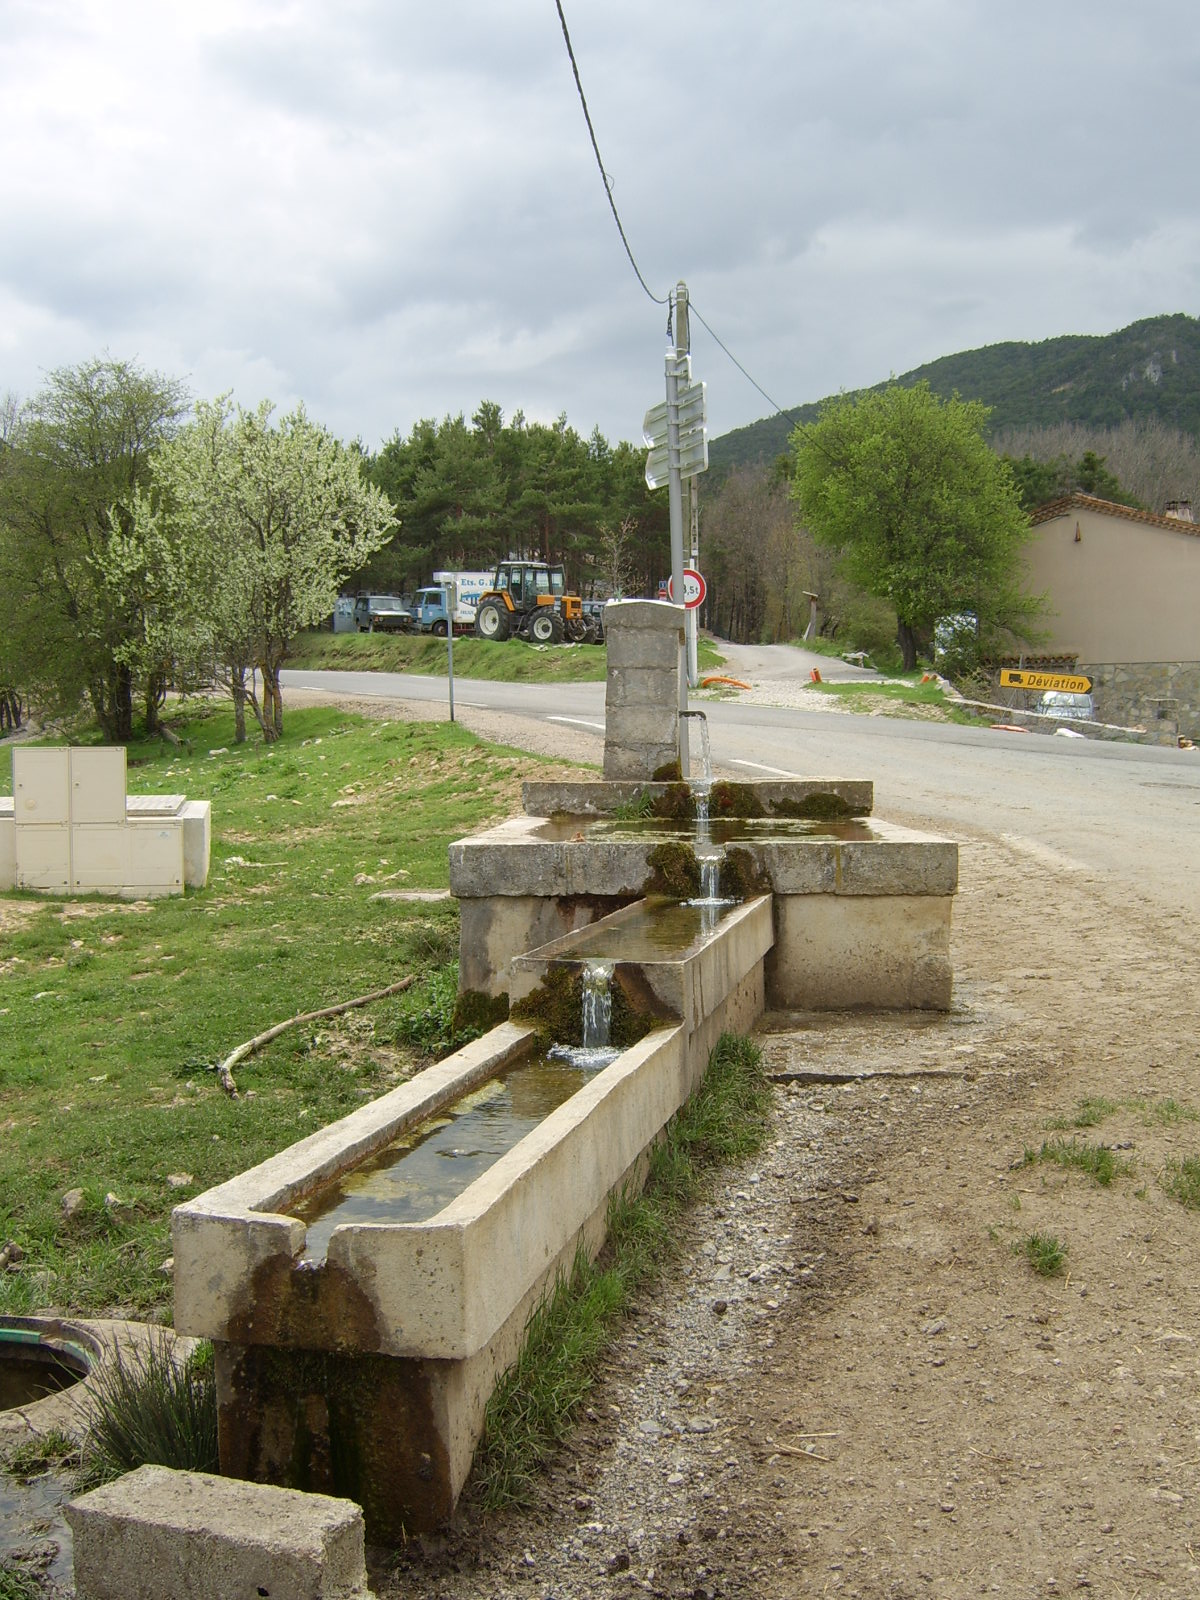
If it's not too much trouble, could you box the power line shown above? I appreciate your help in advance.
[554,0,668,308]
[554,3,802,430]
[688,300,804,430]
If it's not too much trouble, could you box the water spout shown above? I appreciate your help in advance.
[679,710,712,790]
[580,959,614,1052]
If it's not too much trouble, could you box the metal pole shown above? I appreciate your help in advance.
[667,280,689,776]
[686,476,700,688]
[442,583,455,723]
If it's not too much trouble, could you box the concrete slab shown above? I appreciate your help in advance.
[67,1465,372,1600]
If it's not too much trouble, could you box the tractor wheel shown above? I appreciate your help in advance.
[474,601,510,641]
[530,610,561,644]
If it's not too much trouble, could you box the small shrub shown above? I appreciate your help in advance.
[1020,1231,1067,1276]
[81,1334,217,1483]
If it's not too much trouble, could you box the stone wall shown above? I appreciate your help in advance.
[603,600,685,779]
[1086,661,1200,742]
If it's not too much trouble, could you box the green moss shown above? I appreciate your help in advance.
[772,792,862,819]
[649,783,695,821]
[709,781,765,818]
[644,841,701,899]
[509,965,655,1048]
[652,760,683,783]
[451,990,510,1037]
[718,847,770,901]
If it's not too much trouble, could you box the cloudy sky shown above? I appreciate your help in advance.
[3,0,1199,452]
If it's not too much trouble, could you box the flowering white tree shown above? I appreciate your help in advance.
[126,396,397,741]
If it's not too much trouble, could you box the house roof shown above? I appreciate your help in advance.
[1030,493,1200,537]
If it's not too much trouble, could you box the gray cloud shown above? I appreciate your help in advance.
[2,1,1198,453]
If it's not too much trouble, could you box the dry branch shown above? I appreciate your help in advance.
[213,975,417,1098]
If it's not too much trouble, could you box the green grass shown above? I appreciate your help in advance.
[1019,1231,1068,1276]
[1162,1156,1200,1210]
[286,628,724,682]
[1021,1138,1125,1187]
[0,1564,45,1600]
[0,705,565,1318]
[470,1034,770,1509]
[1143,1097,1200,1126]
[1045,1096,1120,1131]
[810,678,985,726]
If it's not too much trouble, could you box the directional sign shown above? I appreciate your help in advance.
[667,568,706,609]
[1000,669,1093,695]
[644,368,708,490]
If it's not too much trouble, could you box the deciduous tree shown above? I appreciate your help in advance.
[132,397,396,742]
[0,358,189,739]
[790,383,1039,669]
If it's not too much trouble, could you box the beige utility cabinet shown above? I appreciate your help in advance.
[10,747,184,896]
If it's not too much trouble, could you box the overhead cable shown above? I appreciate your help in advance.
[554,0,669,307]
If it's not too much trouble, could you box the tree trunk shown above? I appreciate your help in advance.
[92,663,134,742]
[897,620,919,672]
[230,667,248,744]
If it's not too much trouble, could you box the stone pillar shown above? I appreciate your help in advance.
[603,600,685,780]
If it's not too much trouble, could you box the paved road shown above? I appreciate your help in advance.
[282,664,1200,921]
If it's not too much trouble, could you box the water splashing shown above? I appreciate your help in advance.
[550,960,619,1070]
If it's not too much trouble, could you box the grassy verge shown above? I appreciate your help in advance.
[0,705,569,1318]
[285,629,725,682]
[811,677,987,725]
[469,1033,770,1509]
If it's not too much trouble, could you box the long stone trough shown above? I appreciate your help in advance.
[172,894,773,1535]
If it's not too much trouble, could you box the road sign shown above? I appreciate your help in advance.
[1000,669,1094,695]
[667,568,706,609]
[644,368,708,489]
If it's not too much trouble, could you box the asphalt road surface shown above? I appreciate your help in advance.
[282,662,1200,922]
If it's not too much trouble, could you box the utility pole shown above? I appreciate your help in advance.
[667,280,689,776]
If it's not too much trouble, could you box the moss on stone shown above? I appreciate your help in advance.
[451,989,510,1037]
[652,759,683,783]
[772,791,862,819]
[510,965,579,1046]
[649,782,695,821]
[709,781,765,818]
[644,841,701,899]
[719,847,771,901]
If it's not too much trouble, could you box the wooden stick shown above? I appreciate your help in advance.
[213,975,417,1098]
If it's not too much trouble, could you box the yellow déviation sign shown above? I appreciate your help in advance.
[1000,669,1094,694]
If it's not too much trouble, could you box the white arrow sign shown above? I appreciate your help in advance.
[643,377,708,490]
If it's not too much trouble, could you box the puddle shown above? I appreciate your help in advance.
[0,1468,74,1589]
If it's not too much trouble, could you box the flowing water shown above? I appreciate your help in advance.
[550,960,620,1070]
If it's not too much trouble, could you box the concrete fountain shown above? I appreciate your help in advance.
[74,599,957,1588]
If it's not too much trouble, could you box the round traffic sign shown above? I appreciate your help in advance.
[667,568,706,609]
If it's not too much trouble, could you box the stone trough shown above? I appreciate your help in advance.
[172,893,772,1535]
[452,779,957,1013]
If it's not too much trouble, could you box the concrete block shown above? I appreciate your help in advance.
[66,1465,373,1600]
[767,893,953,1010]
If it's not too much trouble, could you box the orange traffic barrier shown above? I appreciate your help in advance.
[700,675,750,690]
[810,668,822,683]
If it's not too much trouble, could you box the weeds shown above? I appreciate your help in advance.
[1,1429,78,1482]
[79,1336,217,1485]
[0,1562,45,1600]
[1162,1156,1200,1210]
[1022,1138,1123,1187]
[1045,1097,1118,1131]
[1019,1232,1067,1276]
[1144,1098,1199,1126]
[471,1033,770,1509]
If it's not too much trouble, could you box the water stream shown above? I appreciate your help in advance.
[551,960,619,1070]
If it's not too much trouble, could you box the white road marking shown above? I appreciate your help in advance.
[731,758,802,778]
[547,716,606,731]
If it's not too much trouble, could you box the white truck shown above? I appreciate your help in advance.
[412,571,494,636]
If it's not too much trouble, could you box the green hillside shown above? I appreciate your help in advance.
[709,312,1200,476]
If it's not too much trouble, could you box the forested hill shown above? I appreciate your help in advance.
[709,312,1200,476]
